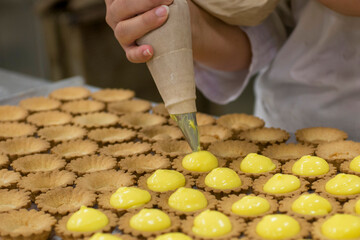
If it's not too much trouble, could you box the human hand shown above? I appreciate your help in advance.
[105,0,173,63]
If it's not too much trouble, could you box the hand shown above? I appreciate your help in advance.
[105,0,173,63]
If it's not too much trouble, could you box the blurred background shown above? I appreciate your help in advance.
[0,0,255,115]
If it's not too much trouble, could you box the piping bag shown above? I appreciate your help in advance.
[137,0,200,152]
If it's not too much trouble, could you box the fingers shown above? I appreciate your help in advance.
[125,44,154,63]
[114,5,169,46]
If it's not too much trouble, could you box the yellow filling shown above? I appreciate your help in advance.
[129,209,171,232]
[147,169,186,192]
[182,151,218,172]
[240,153,276,173]
[231,196,270,216]
[192,210,232,237]
[349,155,360,172]
[263,173,300,194]
[89,233,122,240]
[66,206,109,232]
[168,187,207,212]
[291,193,332,215]
[321,214,360,239]
[356,199,360,214]
[155,232,193,240]
[291,155,329,176]
[109,187,151,209]
[325,174,360,195]
[204,167,242,190]
[256,214,300,240]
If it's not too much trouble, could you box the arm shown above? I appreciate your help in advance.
[317,0,360,16]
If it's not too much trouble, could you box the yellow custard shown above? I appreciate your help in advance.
[291,193,332,215]
[66,206,109,232]
[89,233,122,240]
[192,210,232,237]
[110,187,151,209]
[240,153,276,173]
[356,199,360,214]
[291,155,329,176]
[155,232,193,240]
[204,168,242,190]
[325,174,360,195]
[168,187,207,212]
[231,196,270,216]
[256,214,300,239]
[321,214,360,239]
[130,209,171,232]
[182,151,218,172]
[263,174,300,194]
[349,155,360,172]
[147,169,186,192]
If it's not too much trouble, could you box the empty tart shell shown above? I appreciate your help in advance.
[75,170,135,194]
[51,140,98,160]
[343,197,360,215]
[49,86,91,101]
[0,209,56,240]
[158,189,217,217]
[182,213,245,240]
[0,137,50,159]
[316,140,360,168]
[262,143,315,163]
[0,154,9,169]
[97,189,158,216]
[138,125,183,143]
[0,105,28,122]
[66,155,117,176]
[19,97,61,112]
[0,122,36,140]
[238,127,290,146]
[36,187,97,218]
[119,113,167,130]
[91,88,135,103]
[172,156,227,177]
[279,193,341,221]
[37,125,87,144]
[207,140,259,160]
[152,140,192,158]
[229,157,281,178]
[72,112,119,129]
[152,103,169,117]
[282,159,337,182]
[119,154,171,174]
[55,209,117,240]
[11,154,66,175]
[99,142,152,158]
[217,113,265,133]
[296,127,348,146]
[253,175,310,200]
[168,112,216,126]
[26,111,72,127]
[118,210,180,238]
[61,100,105,115]
[88,127,137,145]
[198,125,233,149]
[18,170,76,200]
[218,194,278,221]
[108,99,152,115]
[0,169,21,189]
[0,189,31,212]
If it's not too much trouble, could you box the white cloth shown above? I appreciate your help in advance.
[195,0,360,140]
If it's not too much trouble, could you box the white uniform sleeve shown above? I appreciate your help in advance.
[195,8,289,104]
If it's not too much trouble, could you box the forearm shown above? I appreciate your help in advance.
[188,1,252,72]
[318,0,360,16]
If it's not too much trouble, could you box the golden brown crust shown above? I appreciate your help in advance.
[279,193,341,221]
[55,209,118,240]
[0,122,36,140]
[119,113,167,130]
[75,170,135,194]
[26,110,72,127]
[0,154,9,169]
[152,103,169,118]
[11,154,66,175]
[51,140,98,160]
[107,99,152,115]
[19,97,61,112]
[238,127,290,146]
[316,140,360,166]
[207,140,259,160]
[152,140,192,158]
[118,210,180,238]
[340,160,360,176]
[91,88,135,103]
[66,155,117,176]
[0,105,28,122]
[198,125,233,149]
[229,157,281,178]
[216,113,265,133]
[72,112,119,129]
[49,86,91,101]
[119,154,171,174]
[262,143,315,163]
[343,197,360,215]
[38,125,87,144]
[0,169,21,189]
[296,127,348,146]
[0,137,50,160]
[172,156,227,177]
[0,189,31,212]
[138,125,183,143]
[218,194,278,221]
[84,234,138,240]
[0,209,56,240]
[98,142,152,158]
[36,187,97,218]
[61,100,105,115]
[88,127,137,145]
